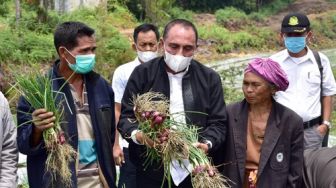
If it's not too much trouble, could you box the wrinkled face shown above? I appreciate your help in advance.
[135,31,159,52]
[163,24,197,57]
[242,72,274,105]
[60,35,97,64]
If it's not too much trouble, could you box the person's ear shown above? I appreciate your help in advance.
[306,31,313,44]
[159,38,164,53]
[58,47,66,60]
[270,84,277,95]
[132,43,137,51]
[279,33,285,47]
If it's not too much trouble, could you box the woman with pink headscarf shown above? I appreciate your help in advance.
[223,58,304,188]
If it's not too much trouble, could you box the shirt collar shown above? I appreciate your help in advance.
[135,57,141,64]
[283,47,316,65]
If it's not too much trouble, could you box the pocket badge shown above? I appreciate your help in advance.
[276,152,283,162]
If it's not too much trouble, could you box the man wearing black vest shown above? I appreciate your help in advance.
[118,19,227,187]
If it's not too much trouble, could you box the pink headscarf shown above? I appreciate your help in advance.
[244,58,289,91]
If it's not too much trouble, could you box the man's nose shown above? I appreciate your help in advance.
[144,45,151,51]
[176,47,184,56]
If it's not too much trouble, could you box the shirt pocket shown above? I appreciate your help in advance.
[303,70,321,96]
[270,145,288,171]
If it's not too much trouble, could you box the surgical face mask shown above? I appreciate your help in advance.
[64,48,96,74]
[164,50,192,73]
[137,50,158,63]
[284,36,306,54]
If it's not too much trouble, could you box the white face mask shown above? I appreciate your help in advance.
[137,50,158,63]
[164,51,192,73]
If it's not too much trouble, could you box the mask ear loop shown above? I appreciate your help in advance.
[61,47,76,64]
[60,47,81,73]
[63,47,75,58]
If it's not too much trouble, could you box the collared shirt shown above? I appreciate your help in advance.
[167,69,192,186]
[69,84,102,188]
[112,58,141,103]
[167,70,187,125]
[270,48,336,122]
[112,57,141,148]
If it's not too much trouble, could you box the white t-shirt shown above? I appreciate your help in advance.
[270,48,336,122]
[112,58,141,148]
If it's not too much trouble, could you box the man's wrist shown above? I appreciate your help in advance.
[202,140,213,150]
[322,120,332,129]
[131,130,144,145]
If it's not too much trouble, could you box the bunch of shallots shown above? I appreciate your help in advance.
[132,92,229,188]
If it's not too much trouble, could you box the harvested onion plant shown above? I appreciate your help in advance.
[14,74,76,187]
[187,127,230,188]
[132,92,229,188]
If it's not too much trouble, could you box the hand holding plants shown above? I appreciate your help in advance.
[32,108,55,132]
[131,92,229,188]
[193,142,209,154]
[113,143,125,166]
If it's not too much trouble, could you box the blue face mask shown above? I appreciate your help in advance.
[284,36,306,54]
[65,49,96,74]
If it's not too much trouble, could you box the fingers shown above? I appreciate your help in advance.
[193,142,208,153]
[120,153,125,164]
[192,142,200,148]
[157,129,169,144]
[193,165,216,177]
[144,137,155,148]
[35,123,54,131]
[114,154,125,166]
[32,108,56,126]
[114,156,122,166]
[207,167,215,177]
[158,135,168,143]
[113,145,125,166]
[32,108,55,130]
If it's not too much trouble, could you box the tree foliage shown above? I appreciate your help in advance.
[0,0,10,16]
[175,0,293,13]
[118,0,175,25]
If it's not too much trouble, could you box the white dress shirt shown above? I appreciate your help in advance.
[270,48,336,122]
[167,70,193,186]
[112,57,141,148]
[112,58,141,103]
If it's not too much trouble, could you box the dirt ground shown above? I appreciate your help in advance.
[267,0,336,31]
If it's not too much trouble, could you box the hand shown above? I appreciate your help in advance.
[192,165,216,177]
[135,131,155,148]
[193,142,209,154]
[157,129,170,144]
[206,166,216,177]
[317,124,328,136]
[32,108,55,133]
[113,144,125,166]
[31,108,55,146]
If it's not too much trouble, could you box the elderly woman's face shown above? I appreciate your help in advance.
[242,72,274,105]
